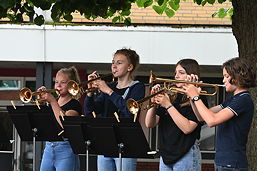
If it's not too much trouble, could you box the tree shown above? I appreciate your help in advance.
[230,1,257,170]
[0,0,257,169]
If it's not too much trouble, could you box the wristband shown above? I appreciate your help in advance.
[165,104,173,110]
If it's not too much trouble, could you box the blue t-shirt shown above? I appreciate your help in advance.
[215,91,253,168]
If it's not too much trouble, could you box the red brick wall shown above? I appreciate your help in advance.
[71,1,232,25]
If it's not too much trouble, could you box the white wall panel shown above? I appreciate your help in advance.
[0,24,238,65]
[0,25,44,61]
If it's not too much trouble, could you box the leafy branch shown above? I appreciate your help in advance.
[0,0,136,25]
[0,0,232,26]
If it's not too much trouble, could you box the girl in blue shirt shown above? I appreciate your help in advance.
[183,57,256,171]
[84,48,145,171]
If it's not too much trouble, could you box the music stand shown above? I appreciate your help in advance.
[0,121,11,144]
[62,117,155,171]
[7,105,63,171]
[0,119,14,171]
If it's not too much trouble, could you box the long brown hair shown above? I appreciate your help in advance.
[175,59,200,106]
[176,58,200,76]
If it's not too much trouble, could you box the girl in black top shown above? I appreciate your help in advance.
[38,66,82,171]
[145,59,207,171]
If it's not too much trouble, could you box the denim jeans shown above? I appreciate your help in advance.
[159,143,201,171]
[97,155,137,171]
[215,165,248,171]
[40,141,80,171]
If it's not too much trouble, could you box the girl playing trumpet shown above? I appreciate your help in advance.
[145,59,208,171]
[183,57,256,171]
[38,66,82,171]
[84,48,145,171]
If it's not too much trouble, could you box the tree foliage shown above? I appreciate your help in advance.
[0,0,136,25]
[0,0,233,25]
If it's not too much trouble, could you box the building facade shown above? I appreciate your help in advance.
[0,1,236,171]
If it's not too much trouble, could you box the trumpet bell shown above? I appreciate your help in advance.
[67,80,80,96]
[127,98,139,115]
[19,87,33,103]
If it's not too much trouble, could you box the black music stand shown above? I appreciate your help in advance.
[7,105,63,171]
[0,119,14,171]
[62,117,155,171]
[0,121,11,144]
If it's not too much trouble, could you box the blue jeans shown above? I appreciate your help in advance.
[215,165,248,171]
[97,155,137,171]
[159,143,201,171]
[40,141,80,171]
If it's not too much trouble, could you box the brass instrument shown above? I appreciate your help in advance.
[19,87,58,103]
[127,88,167,115]
[127,86,177,115]
[67,73,113,96]
[127,71,224,114]
[149,71,225,96]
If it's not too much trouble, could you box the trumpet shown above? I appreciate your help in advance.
[127,89,165,115]
[149,71,225,96]
[19,87,58,103]
[67,73,113,96]
[126,71,225,114]
[127,86,177,115]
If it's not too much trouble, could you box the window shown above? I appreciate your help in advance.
[0,80,20,90]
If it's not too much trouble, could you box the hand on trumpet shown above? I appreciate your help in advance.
[86,71,99,97]
[150,84,161,103]
[182,74,202,99]
[93,80,113,96]
[87,71,113,96]
[37,86,56,103]
[150,84,172,108]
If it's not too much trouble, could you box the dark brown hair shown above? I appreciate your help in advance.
[222,57,256,88]
[175,58,200,104]
[176,58,200,77]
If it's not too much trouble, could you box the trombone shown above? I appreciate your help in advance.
[67,73,113,96]
[19,87,58,103]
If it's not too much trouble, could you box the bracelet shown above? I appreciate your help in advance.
[165,104,173,110]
